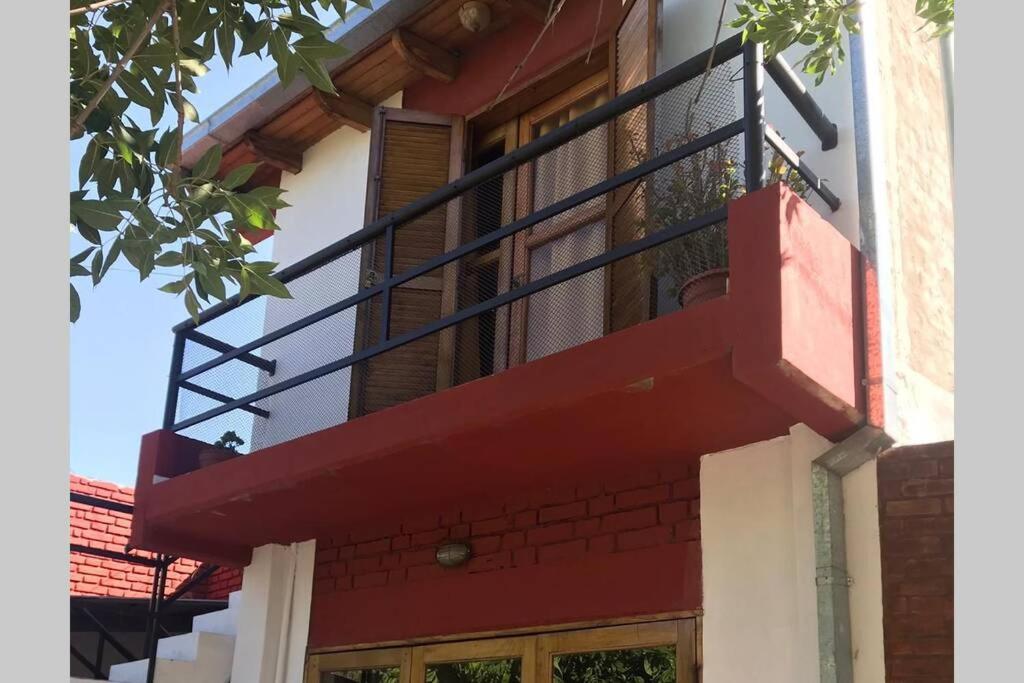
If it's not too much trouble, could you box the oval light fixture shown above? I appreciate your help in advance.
[436,541,472,567]
[458,1,492,33]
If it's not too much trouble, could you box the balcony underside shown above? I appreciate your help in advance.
[130,185,865,566]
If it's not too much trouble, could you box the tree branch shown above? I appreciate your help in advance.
[693,0,728,105]
[69,0,169,139]
[169,0,185,200]
[70,0,132,17]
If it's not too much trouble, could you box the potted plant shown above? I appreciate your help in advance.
[198,430,246,469]
[642,124,811,309]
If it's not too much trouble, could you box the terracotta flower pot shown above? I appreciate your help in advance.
[197,448,240,469]
[678,267,729,309]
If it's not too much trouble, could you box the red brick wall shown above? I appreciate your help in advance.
[308,461,702,647]
[877,442,954,682]
[70,474,241,600]
[70,474,202,597]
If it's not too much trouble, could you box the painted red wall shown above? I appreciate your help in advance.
[403,0,616,117]
[307,461,702,648]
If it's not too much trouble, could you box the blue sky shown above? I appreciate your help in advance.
[70,45,292,484]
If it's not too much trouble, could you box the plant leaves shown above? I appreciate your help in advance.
[223,162,261,190]
[192,144,223,179]
[71,284,81,323]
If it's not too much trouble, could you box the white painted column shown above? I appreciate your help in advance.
[700,424,831,683]
[842,460,886,683]
[231,540,317,683]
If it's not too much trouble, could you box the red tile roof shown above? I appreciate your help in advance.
[70,474,241,599]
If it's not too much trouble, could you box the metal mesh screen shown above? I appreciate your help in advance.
[169,49,821,451]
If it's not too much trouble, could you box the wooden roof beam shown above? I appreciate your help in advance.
[242,131,303,175]
[314,89,374,132]
[390,28,459,84]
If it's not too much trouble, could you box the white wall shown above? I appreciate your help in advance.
[659,0,860,245]
[843,459,886,683]
[700,424,829,682]
[231,540,317,683]
[701,424,887,683]
[250,93,402,450]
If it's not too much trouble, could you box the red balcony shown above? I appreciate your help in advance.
[130,184,864,566]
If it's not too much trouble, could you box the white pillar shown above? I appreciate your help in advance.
[232,540,316,683]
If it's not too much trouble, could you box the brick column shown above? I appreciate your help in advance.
[877,442,954,682]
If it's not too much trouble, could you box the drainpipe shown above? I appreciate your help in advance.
[812,426,894,683]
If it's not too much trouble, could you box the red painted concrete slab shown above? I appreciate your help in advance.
[130,184,864,566]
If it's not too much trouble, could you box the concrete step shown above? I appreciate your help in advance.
[191,606,238,637]
[108,633,234,683]
[107,657,193,683]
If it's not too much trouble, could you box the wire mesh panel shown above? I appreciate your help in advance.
[163,38,838,458]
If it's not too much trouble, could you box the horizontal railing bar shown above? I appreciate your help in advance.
[765,125,841,211]
[171,33,745,332]
[175,121,746,384]
[70,492,134,515]
[184,330,276,375]
[179,381,271,418]
[171,206,728,432]
[765,54,838,151]
[70,543,163,567]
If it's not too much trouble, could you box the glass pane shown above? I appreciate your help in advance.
[526,221,606,362]
[426,658,522,683]
[553,645,676,683]
[322,666,401,683]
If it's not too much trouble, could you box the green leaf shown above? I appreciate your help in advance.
[350,0,373,9]
[293,34,348,62]
[71,284,81,323]
[71,246,96,265]
[240,19,273,56]
[192,144,223,179]
[78,137,104,188]
[180,58,210,77]
[177,97,200,123]
[294,47,337,93]
[157,128,181,168]
[159,278,190,294]
[278,13,328,37]
[90,249,104,286]
[155,251,184,267]
[117,69,155,109]
[184,288,201,322]
[71,199,125,230]
[217,20,237,69]
[242,265,291,299]
[269,29,299,86]
[223,162,261,190]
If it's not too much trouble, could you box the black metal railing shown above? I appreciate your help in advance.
[161,36,841,453]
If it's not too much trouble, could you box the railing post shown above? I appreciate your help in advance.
[380,224,396,342]
[162,331,185,429]
[743,41,766,192]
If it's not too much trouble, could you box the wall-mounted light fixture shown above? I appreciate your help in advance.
[436,541,472,567]
[458,1,492,33]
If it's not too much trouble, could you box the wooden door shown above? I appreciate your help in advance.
[506,72,610,366]
[349,108,465,418]
[607,0,658,332]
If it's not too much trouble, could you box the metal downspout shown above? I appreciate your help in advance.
[812,427,894,683]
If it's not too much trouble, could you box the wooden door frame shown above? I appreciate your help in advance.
[308,617,700,683]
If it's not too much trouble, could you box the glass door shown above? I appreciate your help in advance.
[309,619,698,683]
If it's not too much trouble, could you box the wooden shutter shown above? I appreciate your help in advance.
[607,0,657,332]
[349,108,464,418]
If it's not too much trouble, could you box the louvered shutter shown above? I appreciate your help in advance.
[608,0,657,331]
[349,108,464,418]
